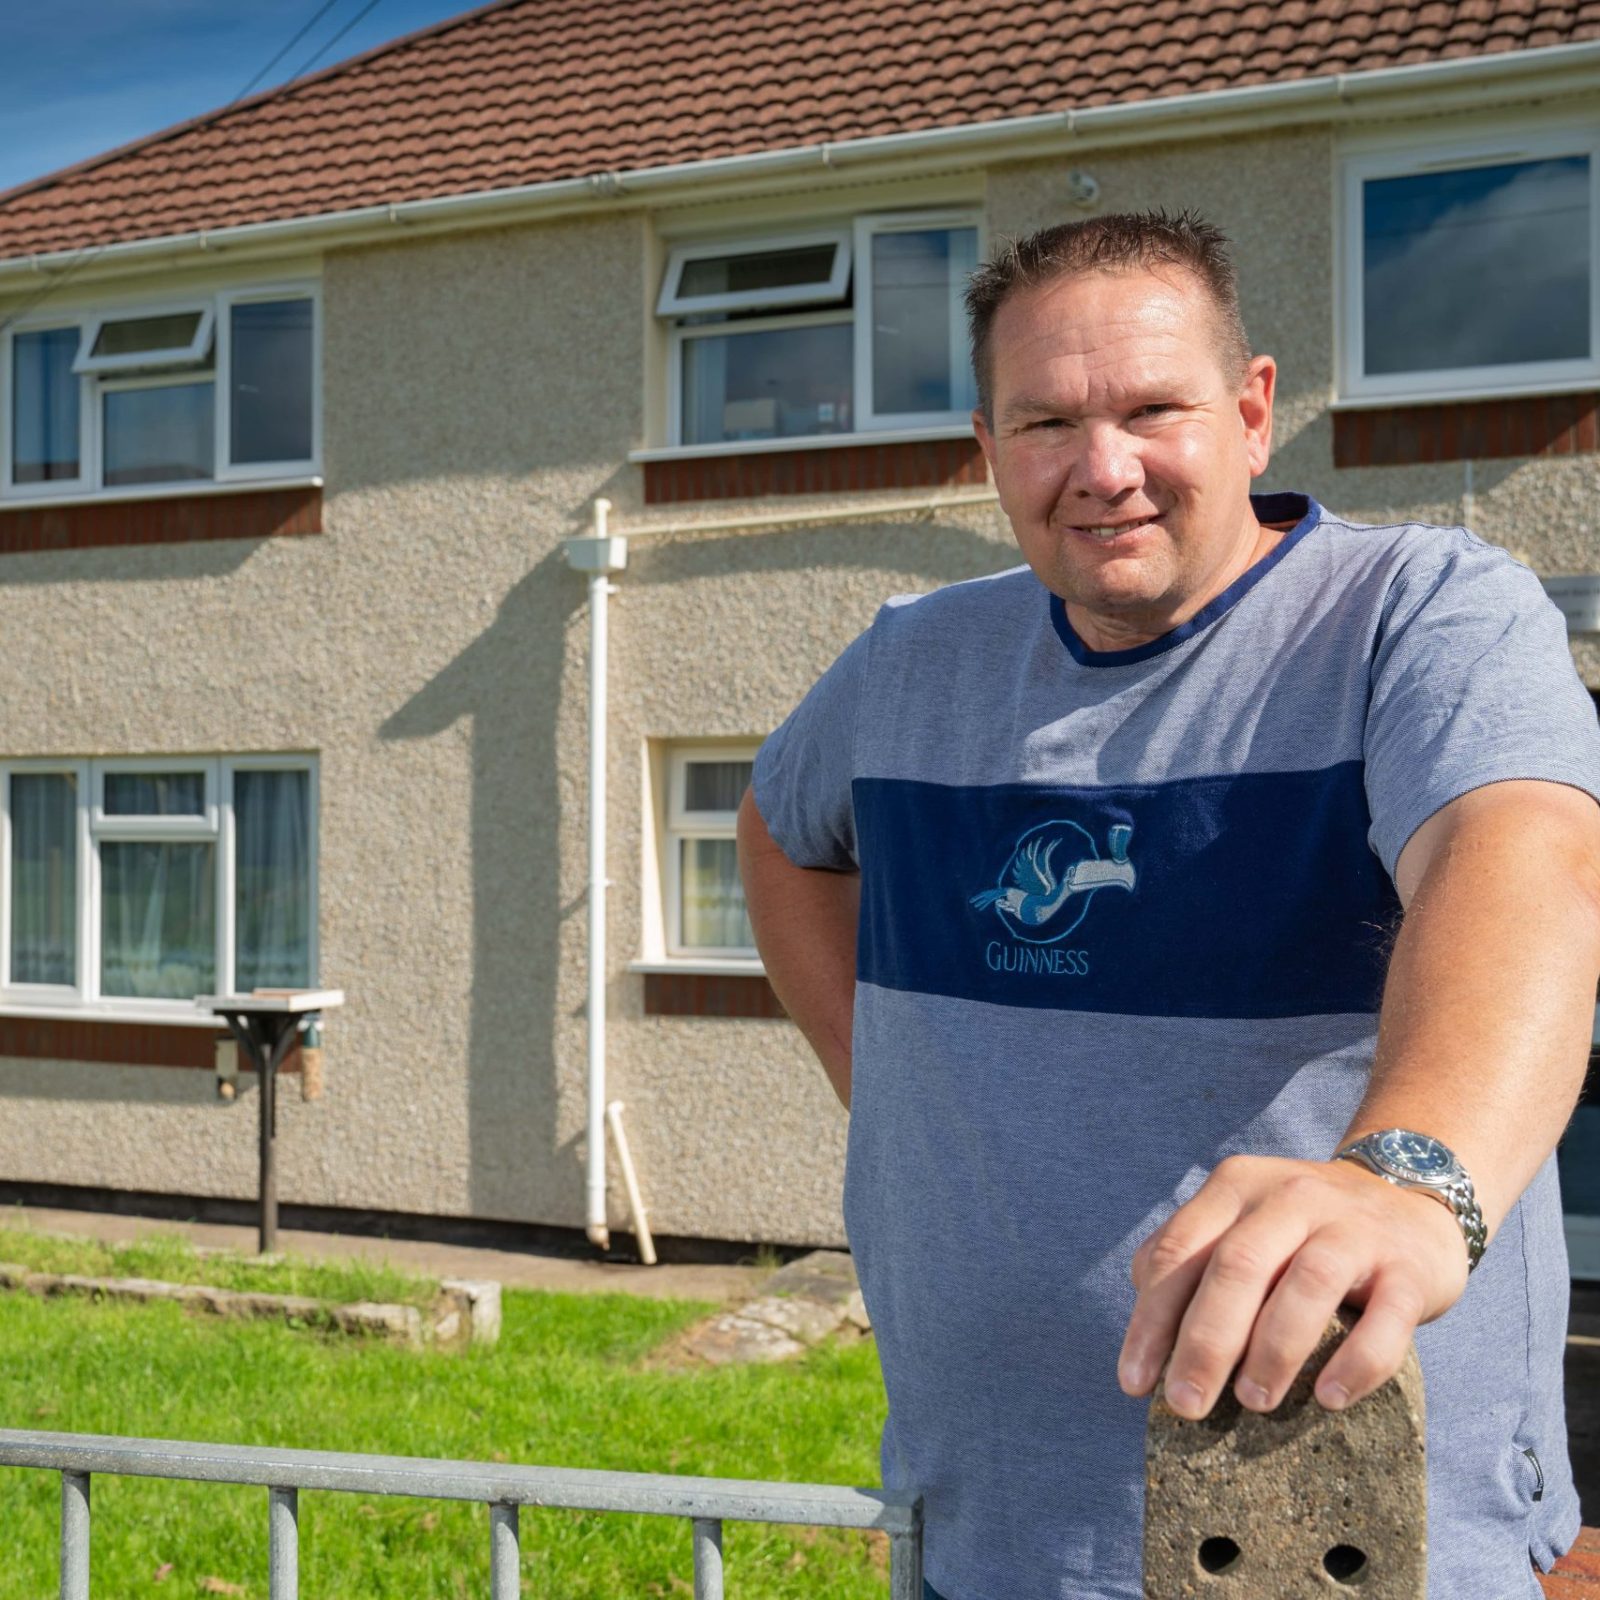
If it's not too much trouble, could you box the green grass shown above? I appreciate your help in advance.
[0,1220,437,1308]
[0,1264,891,1597]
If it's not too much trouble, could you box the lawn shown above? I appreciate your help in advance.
[0,1241,891,1598]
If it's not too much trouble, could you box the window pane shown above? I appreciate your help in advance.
[234,769,311,991]
[679,838,754,950]
[104,771,205,816]
[103,382,214,486]
[11,773,76,986]
[91,311,205,361]
[684,759,753,814]
[230,299,314,465]
[678,243,839,301]
[1561,1103,1600,1214]
[100,840,215,999]
[11,328,80,484]
[681,321,852,443]
[1363,156,1591,376]
[870,226,979,416]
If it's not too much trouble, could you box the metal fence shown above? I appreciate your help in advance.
[0,1429,922,1600]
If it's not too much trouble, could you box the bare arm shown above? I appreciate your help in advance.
[1119,779,1600,1417]
[737,787,860,1110]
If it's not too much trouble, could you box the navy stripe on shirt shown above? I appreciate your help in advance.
[853,763,1399,1019]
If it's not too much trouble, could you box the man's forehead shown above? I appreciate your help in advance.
[989,267,1224,409]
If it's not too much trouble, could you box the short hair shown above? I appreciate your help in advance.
[964,209,1251,422]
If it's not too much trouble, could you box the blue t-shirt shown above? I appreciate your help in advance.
[752,492,1600,1600]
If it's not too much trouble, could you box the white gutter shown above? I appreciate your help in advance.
[563,500,629,1253]
[6,41,1600,287]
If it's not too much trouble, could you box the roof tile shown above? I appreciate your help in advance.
[0,0,1592,259]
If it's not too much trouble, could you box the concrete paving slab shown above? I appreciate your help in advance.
[1,1205,764,1304]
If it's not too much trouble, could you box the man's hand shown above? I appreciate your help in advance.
[1116,1153,1468,1418]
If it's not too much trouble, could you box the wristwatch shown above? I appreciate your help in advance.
[1333,1129,1488,1273]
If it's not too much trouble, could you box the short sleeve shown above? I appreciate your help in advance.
[1365,532,1600,878]
[750,627,871,871]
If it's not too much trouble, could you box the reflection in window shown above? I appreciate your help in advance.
[10,772,76,986]
[11,329,79,485]
[680,838,754,950]
[104,771,206,816]
[230,300,314,466]
[234,768,312,991]
[100,840,216,999]
[1363,156,1591,377]
[102,382,214,486]
[681,321,852,444]
[871,226,980,416]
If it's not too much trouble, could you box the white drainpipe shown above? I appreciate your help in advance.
[563,501,630,1253]
[557,481,996,1258]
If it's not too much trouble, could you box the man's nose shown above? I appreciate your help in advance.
[1068,424,1142,502]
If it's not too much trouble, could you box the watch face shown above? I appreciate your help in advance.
[1376,1129,1454,1178]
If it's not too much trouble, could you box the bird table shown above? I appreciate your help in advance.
[198,989,344,1254]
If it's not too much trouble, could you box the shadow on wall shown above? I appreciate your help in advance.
[378,488,1017,1228]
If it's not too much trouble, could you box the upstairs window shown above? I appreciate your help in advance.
[1341,129,1600,402]
[661,211,980,447]
[2,284,318,499]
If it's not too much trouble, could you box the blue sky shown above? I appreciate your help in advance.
[0,0,483,198]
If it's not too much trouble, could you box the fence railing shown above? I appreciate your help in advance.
[0,1429,923,1600]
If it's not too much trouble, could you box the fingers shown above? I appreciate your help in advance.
[1120,1160,1452,1422]
[1230,1226,1370,1412]
[1157,1207,1318,1418]
[1117,1159,1253,1400]
[1313,1276,1427,1409]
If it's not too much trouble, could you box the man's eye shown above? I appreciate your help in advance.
[1031,417,1066,430]
[1136,403,1176,418]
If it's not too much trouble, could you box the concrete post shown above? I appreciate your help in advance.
[1144,1313,1426,1598]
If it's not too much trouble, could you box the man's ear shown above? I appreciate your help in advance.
[973,407,998,479]
[1240,355,1276,479]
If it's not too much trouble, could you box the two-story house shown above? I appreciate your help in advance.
[1,0,1599,1265]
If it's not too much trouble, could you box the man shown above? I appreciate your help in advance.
[738,211,1600,1599]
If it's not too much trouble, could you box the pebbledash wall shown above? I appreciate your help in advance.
[0,100,1596,1247]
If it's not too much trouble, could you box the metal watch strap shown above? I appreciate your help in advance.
[1335,1145,1488,1273]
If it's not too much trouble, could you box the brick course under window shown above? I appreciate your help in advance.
[0,1015,302,1071]
[644,438,987,504]
[1334,394,1600,469]
[643,972,786,1018]
[0,486,321,554]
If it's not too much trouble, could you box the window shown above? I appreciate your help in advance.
[2,284,319,499]
[1341,128,1600,401]
[664,749,756,957]
[662,211,980,446]
[0,756,316,1013]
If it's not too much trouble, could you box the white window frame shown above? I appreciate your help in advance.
[2,321,91,496]
[1,280,321,502]
[97,369,218,491]
[73,302,215,377]
[667,308,855,450]
[660,208,982,447]
[657,228,851,317]
[0,760,90,1005]
[853,209,983,432]
[216,286,324,484]
[663,745,758,961]
[1338,123,1600,404]
[0,754,318,1019]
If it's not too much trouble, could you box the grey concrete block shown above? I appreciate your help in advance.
[1144,1314,1426,1598]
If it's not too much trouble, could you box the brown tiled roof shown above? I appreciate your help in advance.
[4,0,1599,261]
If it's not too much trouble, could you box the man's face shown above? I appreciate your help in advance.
[973,267,1277,650]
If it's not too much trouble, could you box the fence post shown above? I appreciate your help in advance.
[60,1471,90,1600]
[889,1506,924,1600]
[489,1502,519,1600]
[692,1516,724,1600]
[269,1486,298,1600]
